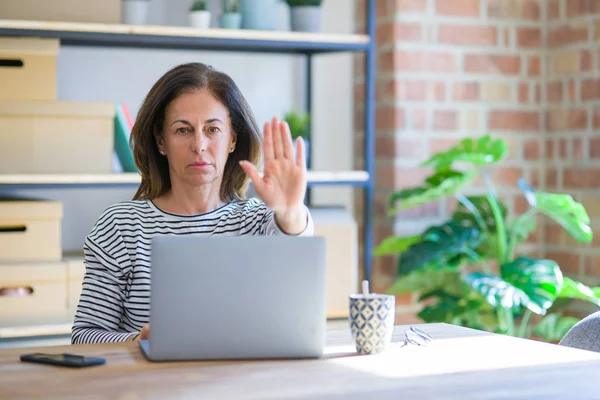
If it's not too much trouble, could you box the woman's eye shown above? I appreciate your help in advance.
[207,126,221,134]
[176,127,190,134]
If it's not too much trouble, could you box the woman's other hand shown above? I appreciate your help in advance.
[131,323,150,341]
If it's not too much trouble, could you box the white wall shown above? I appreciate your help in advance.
[13,0,355,252]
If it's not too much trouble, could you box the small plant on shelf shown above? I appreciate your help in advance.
[220,0,241,29]
[283,0,324,33]
[223,0,239,13]
[190,0,208,11]
[189,0,211,29]
[284,0,323,5]
[375,134,600,342]
[284,110,310,140]
[284,110,310,166]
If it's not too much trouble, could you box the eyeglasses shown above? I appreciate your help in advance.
[403,326,433,347]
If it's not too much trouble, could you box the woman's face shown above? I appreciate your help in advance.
[157,88,236,190]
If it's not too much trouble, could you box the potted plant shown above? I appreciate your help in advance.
[375,135,600,342]
[284,0,323,33]
[121,0,150,25]
[189,0,211,29]
[220,0,242,29]
[284,110,310,166]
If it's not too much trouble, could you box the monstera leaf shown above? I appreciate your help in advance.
[374,235,420,256]
[465,273,530,312]
[416,290,466,323]
[507,212,537,246]
[389,170,476,213]
[387,267,467,296]
[422,135,507,171]
[452,195,508,232]
[500,257,563,314]
[558,277,600,306]
[518,178,592,243]
[534,313,580,342]
[397,220,483,275]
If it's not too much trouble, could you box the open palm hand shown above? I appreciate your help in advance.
[239,117,307,215]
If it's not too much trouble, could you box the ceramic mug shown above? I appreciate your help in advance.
[349,293,395,355]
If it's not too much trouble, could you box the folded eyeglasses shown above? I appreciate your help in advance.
[402,326,433,347]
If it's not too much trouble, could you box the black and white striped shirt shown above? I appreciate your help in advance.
[71,198,314,344]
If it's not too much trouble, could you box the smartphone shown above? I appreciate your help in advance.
[20,353,106,368]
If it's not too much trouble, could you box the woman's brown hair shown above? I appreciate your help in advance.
[130,62,262,202]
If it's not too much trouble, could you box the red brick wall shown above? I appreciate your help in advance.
[352,0,600,323]
[545,0,600,317]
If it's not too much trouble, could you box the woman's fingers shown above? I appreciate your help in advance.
[295,136,306,170]
[271,116,284,159]
[263,121,274,161]
[281,121,294,160]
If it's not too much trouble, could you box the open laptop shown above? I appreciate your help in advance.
[139,235,327,362]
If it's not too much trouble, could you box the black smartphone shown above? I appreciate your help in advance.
[20,353,106,368]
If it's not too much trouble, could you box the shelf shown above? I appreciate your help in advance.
[0,323,72,339]
[0,19,370,54]
[0,171,370,188]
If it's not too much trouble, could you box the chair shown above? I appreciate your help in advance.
[558,311,600,353]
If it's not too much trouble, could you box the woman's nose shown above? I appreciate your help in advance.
[193,132,207,153]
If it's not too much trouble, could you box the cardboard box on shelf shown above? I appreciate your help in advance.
[0,199,63,263]
[0,101,115,174]
[0,37,59,101]
[0,0,121,24]
[311,207,359,319]
[64,257,85,320]
[0,262,69,328]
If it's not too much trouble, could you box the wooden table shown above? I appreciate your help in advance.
[2,323,600,399]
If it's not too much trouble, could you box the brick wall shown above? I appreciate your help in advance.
[354,0,600,323]
[545,0,600,316]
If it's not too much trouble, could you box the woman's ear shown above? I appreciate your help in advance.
[154,128,165,155]
[229,131,237,153]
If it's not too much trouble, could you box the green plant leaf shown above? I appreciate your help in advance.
[389,170,476,213]
[533,313,579,342]
[465,272,529,312]
[518,178,592,243]
[374,235,420,256]
[421,135,507,171]
[387,267,467,296]
[397,220,484,275]
[283,111,310,139]
[558,277,600,306]
[417,291,463,323]
[500,257,563,314]
[452,195,508,232]
[507,212,537,246]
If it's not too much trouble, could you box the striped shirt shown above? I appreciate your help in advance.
[71,198,314,344]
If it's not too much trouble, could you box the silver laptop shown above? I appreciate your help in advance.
[139,235,327,362]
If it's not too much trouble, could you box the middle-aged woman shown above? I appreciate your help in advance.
[72,62,314,344]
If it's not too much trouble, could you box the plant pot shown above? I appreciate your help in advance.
[121,0,150,25]
[290,6,321,33]
[239,0,277,30]
[220,12,242,29]
[189,11,211,29]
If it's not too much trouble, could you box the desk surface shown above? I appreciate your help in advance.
[2,323,600,399]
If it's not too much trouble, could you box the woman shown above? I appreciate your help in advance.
[72,62,313,344]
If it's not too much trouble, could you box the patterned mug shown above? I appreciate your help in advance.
[349,293,396,355]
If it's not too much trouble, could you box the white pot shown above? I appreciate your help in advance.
[290,6,321,33]
[122,0,150,25]
[189,11,211,29]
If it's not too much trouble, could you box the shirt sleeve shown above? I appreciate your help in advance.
[259,205,314,236]
[71,211,137,344]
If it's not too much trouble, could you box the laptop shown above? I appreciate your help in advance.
[139,235,327,362]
